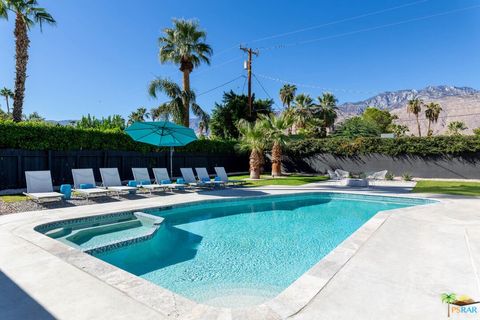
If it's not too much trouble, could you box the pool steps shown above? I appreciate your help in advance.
[42,212,165,254]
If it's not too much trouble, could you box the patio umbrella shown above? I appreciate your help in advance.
[125,121,197,177]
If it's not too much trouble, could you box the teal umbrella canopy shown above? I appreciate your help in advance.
[125,121,197,147]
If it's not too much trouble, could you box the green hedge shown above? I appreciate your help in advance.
[287,136,480,157]
[0,121,238,154]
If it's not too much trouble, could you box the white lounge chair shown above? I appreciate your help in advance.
[180,168,213,188]
[327,169,340,180]
[72,169,110,200]
[23,171,63,202]
[335,169,350,179]
[214,167,246,186]
[152,168,187,191]
[195,168,225,187]
[99,168,137,196]
[132,168,164,193]
[367,170,388,187]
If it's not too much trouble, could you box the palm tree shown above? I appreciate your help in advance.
[237,119,266,179]
[424,102,442,136]
[149,78,209,129]
[291,93,314,132]
[0,87,14,114]
[317,92,338,136]
[128,107,150,125]
[441,293,457,318]
[279,84,297,109]
[0,0,56,122]
[23,111,44,122]
[158,19,212,127]
[448,121,468,136]
[407,98,424,137]
[259,113,294,177]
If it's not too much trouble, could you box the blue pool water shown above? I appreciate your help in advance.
[94,193,431,307]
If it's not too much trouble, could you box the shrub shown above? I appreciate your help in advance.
[0,121,239,154]
[402,173,413,181]
[385,172,395,180]
[287,136,480,157]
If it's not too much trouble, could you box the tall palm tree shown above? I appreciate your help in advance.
[279,84,297,109]
[0,0,56,122]
[407,97,423,137]
[0,87,14,114]
[424,102,442,136]
[317,92,338,136]
[291,93,314,132]
[158,19,212,127]
[149,78,209,129]
[237,119,266,179]
[128,107,150,125]
[259,113,293,177]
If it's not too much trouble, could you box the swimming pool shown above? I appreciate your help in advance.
[66,193,430,308]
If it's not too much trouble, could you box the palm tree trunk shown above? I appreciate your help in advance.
[271,141,282,177]
[416,114,421,137]
[427,120,432,136]
[13,15,29,122]
[3,97,9,114]
[182,70,191,127]
[250,150,262,179]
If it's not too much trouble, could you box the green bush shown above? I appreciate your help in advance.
[0,121,239,154]
[287,136,480,157]
[385,172,395,180]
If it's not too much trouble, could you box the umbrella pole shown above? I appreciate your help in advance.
[170,147,174,178]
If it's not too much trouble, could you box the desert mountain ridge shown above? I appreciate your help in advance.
[338,85,480,135]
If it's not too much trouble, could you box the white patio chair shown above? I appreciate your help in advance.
[23,171,63,202]
[335,169,350,179]
[367,170,388,187]
[327,169,340,180]
[180,168,212,188]
[195,168,225,187]
[214,167,246,186]
[152,168,187,190]
[132,168,164,193]
[72,169,110,200]
[99,168,137,196]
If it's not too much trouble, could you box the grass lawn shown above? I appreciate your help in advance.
[229,174,329,187]
[0,195,28,203]
[413,180,480,196]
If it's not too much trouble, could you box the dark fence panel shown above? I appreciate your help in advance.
[283,153,480,179]
[0,149,248,190]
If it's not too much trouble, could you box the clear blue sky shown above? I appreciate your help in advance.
[0,0,479,120]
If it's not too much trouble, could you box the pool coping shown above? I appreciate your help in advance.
[4,188,442,319]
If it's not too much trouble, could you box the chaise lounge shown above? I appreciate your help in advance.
[72,169,111,200]
[23,170,63,202]
[214,167,246,186]
[99,168,137,197]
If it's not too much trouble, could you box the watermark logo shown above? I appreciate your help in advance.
[441,293,480,318]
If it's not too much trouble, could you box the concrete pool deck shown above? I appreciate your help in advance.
[1,182,479,319]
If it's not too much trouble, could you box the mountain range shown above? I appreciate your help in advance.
[338,85,480,135]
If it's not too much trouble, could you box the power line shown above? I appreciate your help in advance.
[252,73,280,109]
[197,75,245,96]
[214,0,427,58]
[259,4,480,50]
[395,112,480,123]
[195,56,244,76]
[246,0,428,44]
[256,73,378,95]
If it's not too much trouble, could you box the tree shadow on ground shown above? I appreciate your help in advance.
[0,271,55,320]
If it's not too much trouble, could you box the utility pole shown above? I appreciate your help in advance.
[240,46,259,117]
